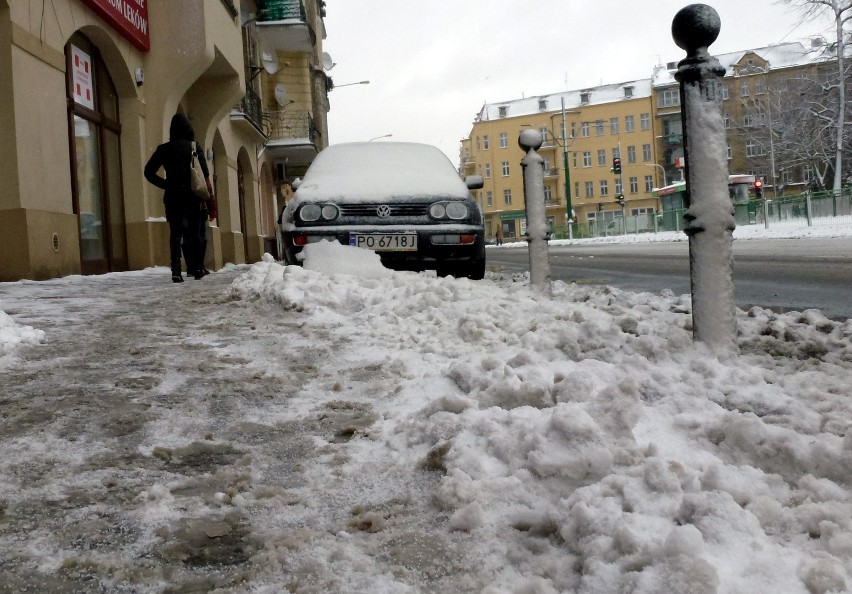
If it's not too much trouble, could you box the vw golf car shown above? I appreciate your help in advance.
[280,142,486,279]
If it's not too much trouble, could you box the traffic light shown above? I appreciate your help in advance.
[754,179,764,199]
[616,195,625,207]
[611,158,622,174]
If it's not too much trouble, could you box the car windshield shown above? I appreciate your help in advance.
[291,142,471,203]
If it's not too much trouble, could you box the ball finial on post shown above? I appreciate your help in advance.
[672,4,721,59]
[518,129,543,152]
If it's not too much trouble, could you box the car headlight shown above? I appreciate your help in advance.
[429,203,447,219]
[321,204,339,221]
[445,202,469,220]
[299,204,321,222]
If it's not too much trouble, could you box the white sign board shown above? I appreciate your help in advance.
[71,45,94,110]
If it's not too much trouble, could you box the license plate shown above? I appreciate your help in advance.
[350,233,417,251]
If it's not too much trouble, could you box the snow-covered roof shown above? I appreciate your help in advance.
[291,142,470,203]
[652,40,832,87]
[477,79,652,122]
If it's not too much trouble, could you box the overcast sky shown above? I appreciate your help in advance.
[322,0,835,164]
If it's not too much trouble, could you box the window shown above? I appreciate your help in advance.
[501,161,510,176]
[755,78,765,94]
[746,140,756,157]
[631,207,653,216]
[625,115,635,132]
[595,120,605,136]
[540,127,549,143]
[503,189,512,205]
[597,149,606,166]
[615,178,623,195]
[629,176,639,193]
[538,98,548,110]
[542,157,551,171]
[581,122,590,137]
[486,191,493,207]
[744,113,754,127]
[484,163,491,178]
[727,144,732,160]
[66,33,127,274]
[600,180,609,196]
[644,176,654,192]
[584,181,594,198]
[571,122,576,138]
[575,181,580,198]
[624,86,634,98]
[640,113,651,130]
[658,88,680,107]
[724,113,731,128]
[627,145,636,163]
[483,136,489,149]
[580,92,590,104]
[582,151,592,167]
[610,117,619,134]
[498,106,508,117]
[544,185,553,204]
[642,143,652,162]
[572,152,578,168]
[740,79,750,97]
[721,84,729,100]
[499,132,508,148]
[612,147,621,160]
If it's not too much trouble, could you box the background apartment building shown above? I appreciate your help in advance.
[463,40,837,240]
[463,81,660,240]
[0,0,329,281]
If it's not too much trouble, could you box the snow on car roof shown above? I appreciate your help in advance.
[292,142,471,202]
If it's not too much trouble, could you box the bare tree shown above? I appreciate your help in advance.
[780,0,852,191]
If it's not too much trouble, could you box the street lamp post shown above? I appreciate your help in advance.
[646,163,667,188]
[334,80,370,88]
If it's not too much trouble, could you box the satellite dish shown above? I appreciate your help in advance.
[261,48,279,74]
[274,83,289,107]
[322,52,335,71]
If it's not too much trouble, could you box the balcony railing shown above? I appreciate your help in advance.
[257,0,306,22]
[264,109,316,143]
[234,86,264,133]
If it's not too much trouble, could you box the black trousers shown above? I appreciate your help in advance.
[165,200,201,275]
[198,208,209,270]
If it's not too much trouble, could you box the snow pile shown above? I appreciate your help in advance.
[0,308,45,353]
[231,241,852,593]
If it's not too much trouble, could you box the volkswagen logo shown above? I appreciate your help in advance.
[376,205,392,218]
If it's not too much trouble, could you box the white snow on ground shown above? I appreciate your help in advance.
[0,308,44,354]
[1,221,851,592]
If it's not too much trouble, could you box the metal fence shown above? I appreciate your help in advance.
[544,188,852,240]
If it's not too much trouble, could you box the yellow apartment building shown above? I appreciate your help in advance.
[0,0,329,281]
[463,80,661,240]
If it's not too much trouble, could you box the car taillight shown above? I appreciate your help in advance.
[292,234,309,246]
[460,234,476,245]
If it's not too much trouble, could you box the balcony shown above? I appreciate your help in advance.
[230,86,265,137]
[661,133,683,146]
[544,166,559,178]
[263,109,319,164]
[255,0,316,53]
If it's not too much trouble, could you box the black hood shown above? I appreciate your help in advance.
[169,114,195,142]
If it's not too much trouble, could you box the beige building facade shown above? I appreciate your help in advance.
[0,0,329,281]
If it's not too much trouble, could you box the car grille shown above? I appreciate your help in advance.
[338,203,429,217]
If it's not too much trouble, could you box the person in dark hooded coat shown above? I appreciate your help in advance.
[144,114,212,282]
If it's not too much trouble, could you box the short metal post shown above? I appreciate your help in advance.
[763,200,770,229]
[806,193,813,226]
[673,4,737,352]
[519,129,552,297]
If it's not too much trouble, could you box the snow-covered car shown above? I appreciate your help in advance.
[280,142,486,279]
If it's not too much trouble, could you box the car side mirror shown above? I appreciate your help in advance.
[465,175,484,190]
